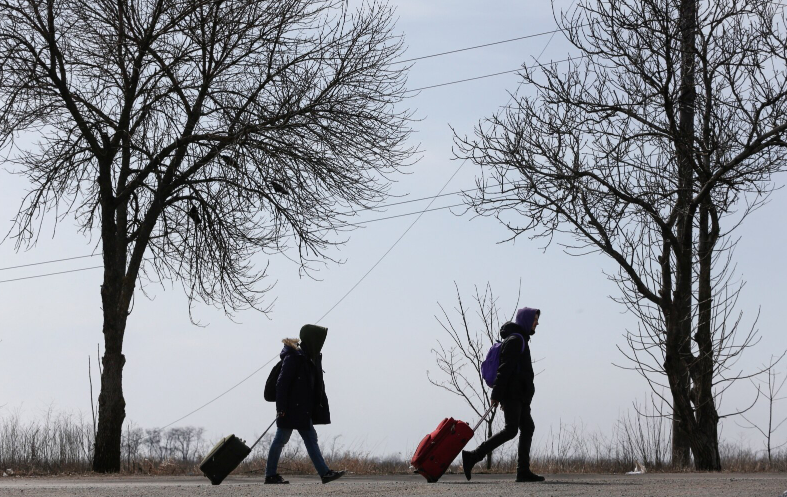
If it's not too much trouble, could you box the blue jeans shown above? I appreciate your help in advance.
[265,424,330,477]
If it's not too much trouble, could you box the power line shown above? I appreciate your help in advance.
[349,202,465,226]
[394,27,569,64]
[0,253,100,272]
[271,202,466,232]
[410,68,521,92]
[0,187,498,273]
[0,201,471,284]
[315,160,467,324]
[364,181,512,210]
[0,198,458,273]
[361,189,465,210]
[154,354,280,432]
[0,200,457,273]
[0,265,104,284]
[535,20,565,61]
[407,56,580,93]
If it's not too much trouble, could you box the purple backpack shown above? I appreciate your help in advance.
[481,333,525,387]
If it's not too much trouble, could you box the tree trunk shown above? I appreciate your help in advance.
[93,175,132,472]
[689,422,720,470]
[690,199,721,471]
[670,0,698,469]
[665,315,694,469]
[671,414,692,468]
[93,297,128,472]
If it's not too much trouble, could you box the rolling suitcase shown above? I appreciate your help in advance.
[199,416,278,485]
[411,406,493,483]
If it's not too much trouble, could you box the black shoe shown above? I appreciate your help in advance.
[461,450,477,481]
[321,469,345,484]
[264,474,289,484]
[516,470,545,482]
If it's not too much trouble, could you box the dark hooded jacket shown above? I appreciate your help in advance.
[275,325,331,429]
[490,320,536,403]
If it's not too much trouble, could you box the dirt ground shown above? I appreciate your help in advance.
[1,473,786,497]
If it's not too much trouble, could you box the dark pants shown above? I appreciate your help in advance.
[265,424,329,477]
[472,397,535,473]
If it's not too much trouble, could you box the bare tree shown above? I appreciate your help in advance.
[121,422,144,471]
[738,358,787,466]
[142,428,166,463]
[0,0,414,471]
[453,0,787,470]
[428,282,521,470]
[618,398,670,471]
[167,426,205,462]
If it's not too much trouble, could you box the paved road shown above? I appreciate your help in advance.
[1,473,786,496]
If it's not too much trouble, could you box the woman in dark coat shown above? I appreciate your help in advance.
[264,324,344,485]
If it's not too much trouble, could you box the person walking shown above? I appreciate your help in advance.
[264,324,345,484]
[462,307,545,482]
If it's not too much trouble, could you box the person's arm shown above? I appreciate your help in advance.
[491,335,523,402]
[275,355,296,416]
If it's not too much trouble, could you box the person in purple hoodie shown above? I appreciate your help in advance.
[462,307,545,482]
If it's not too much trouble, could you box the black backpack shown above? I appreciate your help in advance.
[264,360,282,402]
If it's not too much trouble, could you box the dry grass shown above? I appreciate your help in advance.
[0,408,93,475]
[1,408,785,476]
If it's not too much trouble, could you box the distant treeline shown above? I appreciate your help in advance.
[0,408,784,475]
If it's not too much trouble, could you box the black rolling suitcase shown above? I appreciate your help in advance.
[199,417,277,485]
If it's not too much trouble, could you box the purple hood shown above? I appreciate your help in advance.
[514,307,541,335]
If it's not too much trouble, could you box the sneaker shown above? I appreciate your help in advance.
[461,450,477,481]
[515,470,545,482]
[264,474,289,484]
[321,469,345,484]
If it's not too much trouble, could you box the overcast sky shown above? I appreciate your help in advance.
[2,0,786,461]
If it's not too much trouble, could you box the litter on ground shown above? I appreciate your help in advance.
[625,462,646,475]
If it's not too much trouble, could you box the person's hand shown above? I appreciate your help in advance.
[491,399,499,408]
[278,411,285,418]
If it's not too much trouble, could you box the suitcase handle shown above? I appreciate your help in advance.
[249,414,280,451]
[472,405,495,433]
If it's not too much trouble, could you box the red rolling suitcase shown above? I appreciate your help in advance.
[411,406,492,483]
